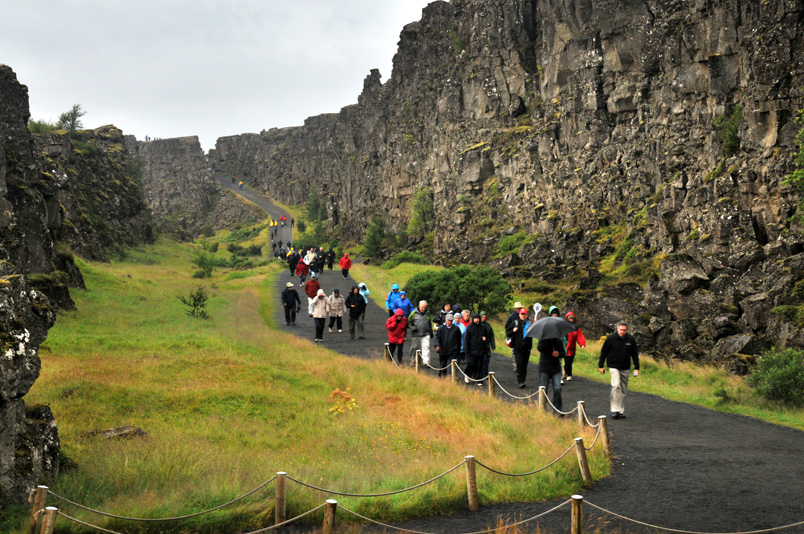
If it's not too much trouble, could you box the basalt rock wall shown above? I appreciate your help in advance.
[214,0,804,361]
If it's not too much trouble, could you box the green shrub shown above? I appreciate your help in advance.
[296,219,307,233]
[200,225,215,238]
[403,265,512,317]
[748,348,804,406]
[714,104,742,156]
[28,118,58,134]
[381,251,430,269]
[495,231,529,256]
[407,187,434,238]
[192,252,215,278]
[364,216,386,258]
[177,286,210,319]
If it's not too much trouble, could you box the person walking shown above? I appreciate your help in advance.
[385,284,401,317]
[408,301,433,366]
[281,282,301,326]
[434,302,451,329]
[328,289,346,333]
[479,311,496,380]
[538,336,565,413]
[345,285,366,339]
[326,247,336,271]
[304,273,321,316]
[358,283,370,323]
[393,291,415,316]
[506,307,533,388]
[463,313,488,383]
[339,252,352,279]
[563,311,586,381]
[434,313,462,378]
[598,321,640,419]
[386,309,408,363]
[295,258,309,285]
[288,249,299,277]
[311,289,330,342]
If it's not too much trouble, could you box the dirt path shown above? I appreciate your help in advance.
[220,180,804,534]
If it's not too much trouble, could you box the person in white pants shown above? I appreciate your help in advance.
[598,321,640,419]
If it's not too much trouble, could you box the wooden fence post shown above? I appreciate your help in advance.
[571,495,584,534]
[576,401,586,429]
[538,386,547,411]
[384,343,391,362]
[465,456,479,511]
[574,438,593,487]
[598,416,612,457]
[451,359,458,384]
[39,507,57,534]
[487,372,496,397]
[28,486,48,534]
[415,350,421,373]
[275,472,286,525]
[322,499,338,534]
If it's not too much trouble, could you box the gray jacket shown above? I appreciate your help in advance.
[409,308,433,338]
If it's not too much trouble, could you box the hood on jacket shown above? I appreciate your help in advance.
[565,311,577,322]
[317,289,325,297]
[394,308,405,317]
[549,305,560,316]
[392,283,399,290]
[472,313,481,321]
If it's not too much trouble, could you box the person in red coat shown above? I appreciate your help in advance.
[563,311,586,381]
[386,309,408,363]
[339,253,352,279]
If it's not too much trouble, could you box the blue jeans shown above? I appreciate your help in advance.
[539,371,563,413]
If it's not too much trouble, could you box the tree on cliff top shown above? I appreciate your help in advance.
[57,104,86,132]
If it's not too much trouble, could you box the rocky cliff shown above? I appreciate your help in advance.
[130,136,265,236]
[215,0,804,361]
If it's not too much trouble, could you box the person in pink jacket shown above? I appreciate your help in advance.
[386,308,408,363]
[563,311,586,381]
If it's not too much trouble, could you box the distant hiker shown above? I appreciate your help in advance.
[464,314,488,383]
[538,335,565,413]
[434,302,451,329]
[599,321,640,419]
[480,312,496,380]
[386,309,408,363]
[232,176,236,183]
[408,301,432,366]
[281,282,301,326]
[358,283,370,322]
[295,258,309,285]
[326,247,336,271]
[339,252,352,279]
[328,289,346,333]
[288,249,299,277]
[506,307,532,388]
[393,291,415,316]
[311,289,330,342]
[314,248,326,274]
[291,217,295,228]
[434,314,461,378]
[304,273,321,316]
[385,284,401,317]
[345,285,366,339]
[238,181,243,189]
[562,312,586,382]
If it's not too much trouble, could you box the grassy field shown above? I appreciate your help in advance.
[9,238,609,534]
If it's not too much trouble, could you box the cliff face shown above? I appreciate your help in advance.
[214,0,804,360]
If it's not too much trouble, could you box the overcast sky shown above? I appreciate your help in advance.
[3,0,434,151]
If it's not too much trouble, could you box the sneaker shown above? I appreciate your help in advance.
[329,328,332,333]
[561,379,565,385]
[338,329,342,333]
[566,376,572,381]
[518,383,526,389]
[465,375,470,384]
[611,412,621,419]
[618,413,626,419]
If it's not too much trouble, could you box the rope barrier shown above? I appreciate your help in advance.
[584,501,804,534]
[286,460,467,497]
[48,475,276,521]
[474,444,576,477]
[455,365,486,383]
[491,374,540,400]
[57,502,328,534]
[582,407,601,427]
[584,424,603,450]
[338,499,572,534]
[542,394,579,416]
[424,362,451,371]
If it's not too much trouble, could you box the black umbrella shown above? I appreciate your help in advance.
[525,316,577,341]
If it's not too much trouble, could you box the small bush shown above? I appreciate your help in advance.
[177,286,210,319]
[192,252,215,278]
[297,220,307,233]
[381,251,430,270]
[714,104,743,156]
[192,269,207,279]
[200,225,215,238]
[747,348,804,406]
[228,243,243,253]
[364,217,386,258]
[496,231,529,256]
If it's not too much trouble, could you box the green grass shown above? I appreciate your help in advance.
[349,262,443,310]
[11,238,608,533]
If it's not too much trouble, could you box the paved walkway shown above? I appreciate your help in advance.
[217,178,804,534]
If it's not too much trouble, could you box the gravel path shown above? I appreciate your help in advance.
[219,178,804,534]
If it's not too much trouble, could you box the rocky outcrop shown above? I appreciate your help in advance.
[214,0,804,361]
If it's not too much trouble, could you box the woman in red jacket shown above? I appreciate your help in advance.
[386,309,408,363]
[563,311,586,381]
[339,253,352,280]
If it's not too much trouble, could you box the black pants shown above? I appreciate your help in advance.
[328,316,343,330]
[465,353,480,380]
[284,306,297,325]
[342,268,349,279]
[513,347,531,384]
[328,262,334,270]
[563,356,574,377]
[314,318,326,339]
[389,342,405,362]
[439,351,457,378]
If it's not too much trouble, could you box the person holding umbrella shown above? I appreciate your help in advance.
[506,307,533,388]
[598,321,640,419]
[526,313,577,406]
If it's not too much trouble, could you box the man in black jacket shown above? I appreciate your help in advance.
[464,313,488,382]
[538,337,565,412]
[505,307,533,388]
[281,282,301,326]
[345,285,367,339]
[434,313,462,378]
[598,321,640,419]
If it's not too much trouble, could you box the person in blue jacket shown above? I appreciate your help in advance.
[393,290,415,316]
[385,283,401,317]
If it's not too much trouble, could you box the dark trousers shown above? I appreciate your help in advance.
[439,351,456,378]
[342,268,349,278]
[328,261,334,270]
[328,316,343,330]
[480,353,491,379]
[539,371,563,412]
[465,353,480,380]
[349,316,364,339]
[389,342,405,362]
[563,356,574,377]
[284,306,297,325]
[513,347,531,384]
[314,318,325,339]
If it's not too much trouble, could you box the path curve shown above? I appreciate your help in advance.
[218,179,804,534]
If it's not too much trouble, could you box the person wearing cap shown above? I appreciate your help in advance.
[385,284,401,317]
[505,306,533,388]
[304,272,321,316]
[281,282,301,326]
[345,285,367,339]
[434,313,462,378]
[393,290,415,316]
[328,289,346,333]
[311,288,330,342]
[408,300,433,366]
[339,252,352,279]
[480,311,496,380]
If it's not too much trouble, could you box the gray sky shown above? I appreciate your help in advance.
[3,1,434,151]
